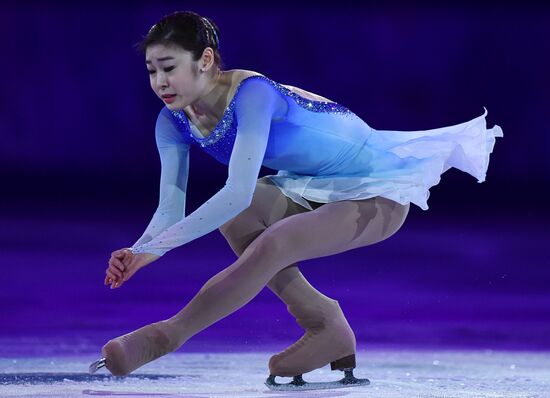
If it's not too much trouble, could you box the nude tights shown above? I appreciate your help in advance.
[102,177,410,375]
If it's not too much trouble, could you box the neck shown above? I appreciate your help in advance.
[190,67,227,118]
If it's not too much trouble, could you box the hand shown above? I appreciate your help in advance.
[105,248,160,289]
[105,248,132,288]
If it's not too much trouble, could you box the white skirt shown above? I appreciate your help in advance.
[265,107,503,211]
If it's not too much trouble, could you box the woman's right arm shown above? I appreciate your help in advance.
[130,107,191,248]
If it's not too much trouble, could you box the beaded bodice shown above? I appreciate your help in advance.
[169,75,355,165]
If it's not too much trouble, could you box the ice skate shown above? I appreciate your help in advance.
[88,320,181,376]
[265,299,370,390]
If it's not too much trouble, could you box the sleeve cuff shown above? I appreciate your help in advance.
[129,246,167,257]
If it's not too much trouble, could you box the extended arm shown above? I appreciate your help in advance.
[131,107,191,248]
[130,78,283,256]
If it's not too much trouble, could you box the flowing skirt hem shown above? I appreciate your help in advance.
[265,107,503,211]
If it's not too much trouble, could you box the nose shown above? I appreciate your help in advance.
[155,73,168,90]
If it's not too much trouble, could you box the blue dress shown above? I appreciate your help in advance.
[130,75,503,256]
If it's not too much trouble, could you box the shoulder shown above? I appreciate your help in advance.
[228,70,271,95]
[156,106,186,131]
[155,106,194,146]
[229,70,281,100]
[229,69,267,83]
[231,72,287,118]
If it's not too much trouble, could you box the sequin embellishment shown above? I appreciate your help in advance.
[168,75,354,163]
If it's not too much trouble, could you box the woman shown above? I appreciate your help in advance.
[98,10,503,385]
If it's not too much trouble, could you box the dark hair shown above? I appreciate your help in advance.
[134,11,224,70]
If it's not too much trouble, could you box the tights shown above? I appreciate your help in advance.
[104,177,410,375]
[164,177,410,347]
[221,177,334,313]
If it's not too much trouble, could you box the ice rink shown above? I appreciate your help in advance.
[1,349,549,397]
[2,210,549,397]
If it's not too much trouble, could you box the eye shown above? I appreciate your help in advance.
[147,66,174,75]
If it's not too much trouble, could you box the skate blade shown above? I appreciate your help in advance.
[265,370,370,391]
[88,358,106,374]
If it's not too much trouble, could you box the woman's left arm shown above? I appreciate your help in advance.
[130,78,284,257]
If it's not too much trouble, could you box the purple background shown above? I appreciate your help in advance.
[1,1,548,357]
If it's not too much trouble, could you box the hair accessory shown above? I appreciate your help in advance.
[147,23,158,35]
[201,17,220,49]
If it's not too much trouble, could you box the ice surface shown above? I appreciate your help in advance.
[1,349,549,397]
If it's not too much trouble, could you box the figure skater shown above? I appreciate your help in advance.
[92,10,503,390]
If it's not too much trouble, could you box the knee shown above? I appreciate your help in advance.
[219,219,264,257]
[219,178,275,250]
[247,227,289,261]
[219,179,269,238]
[218,218,237,239]
[218,202,259,241]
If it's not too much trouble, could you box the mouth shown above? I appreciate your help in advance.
[162,94,177,104]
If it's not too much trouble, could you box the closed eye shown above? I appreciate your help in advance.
[147,66,175,75]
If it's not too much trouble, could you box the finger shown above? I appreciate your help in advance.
[111,277,121,288]
[109,264,124,278]
[108,267,122,280]
[109,257,126,272]
[112,279,123,289]
[113,252,124,259]
[122,270,132,282]
[112,249,126,257]
[106,268,120,281]
[107,274,118,286]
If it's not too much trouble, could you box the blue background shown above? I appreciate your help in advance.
[1,1,548,357]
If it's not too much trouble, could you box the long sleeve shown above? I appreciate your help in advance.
[130,78,284,256]
[131,107,191,248]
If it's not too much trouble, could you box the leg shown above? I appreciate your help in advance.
[217,177,334,307]
[101,177,329,376]
[165,192,409,349]
[103,180,410,376]
[218,178,353,376]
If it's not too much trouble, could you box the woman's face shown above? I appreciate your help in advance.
[145,43,201,110]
